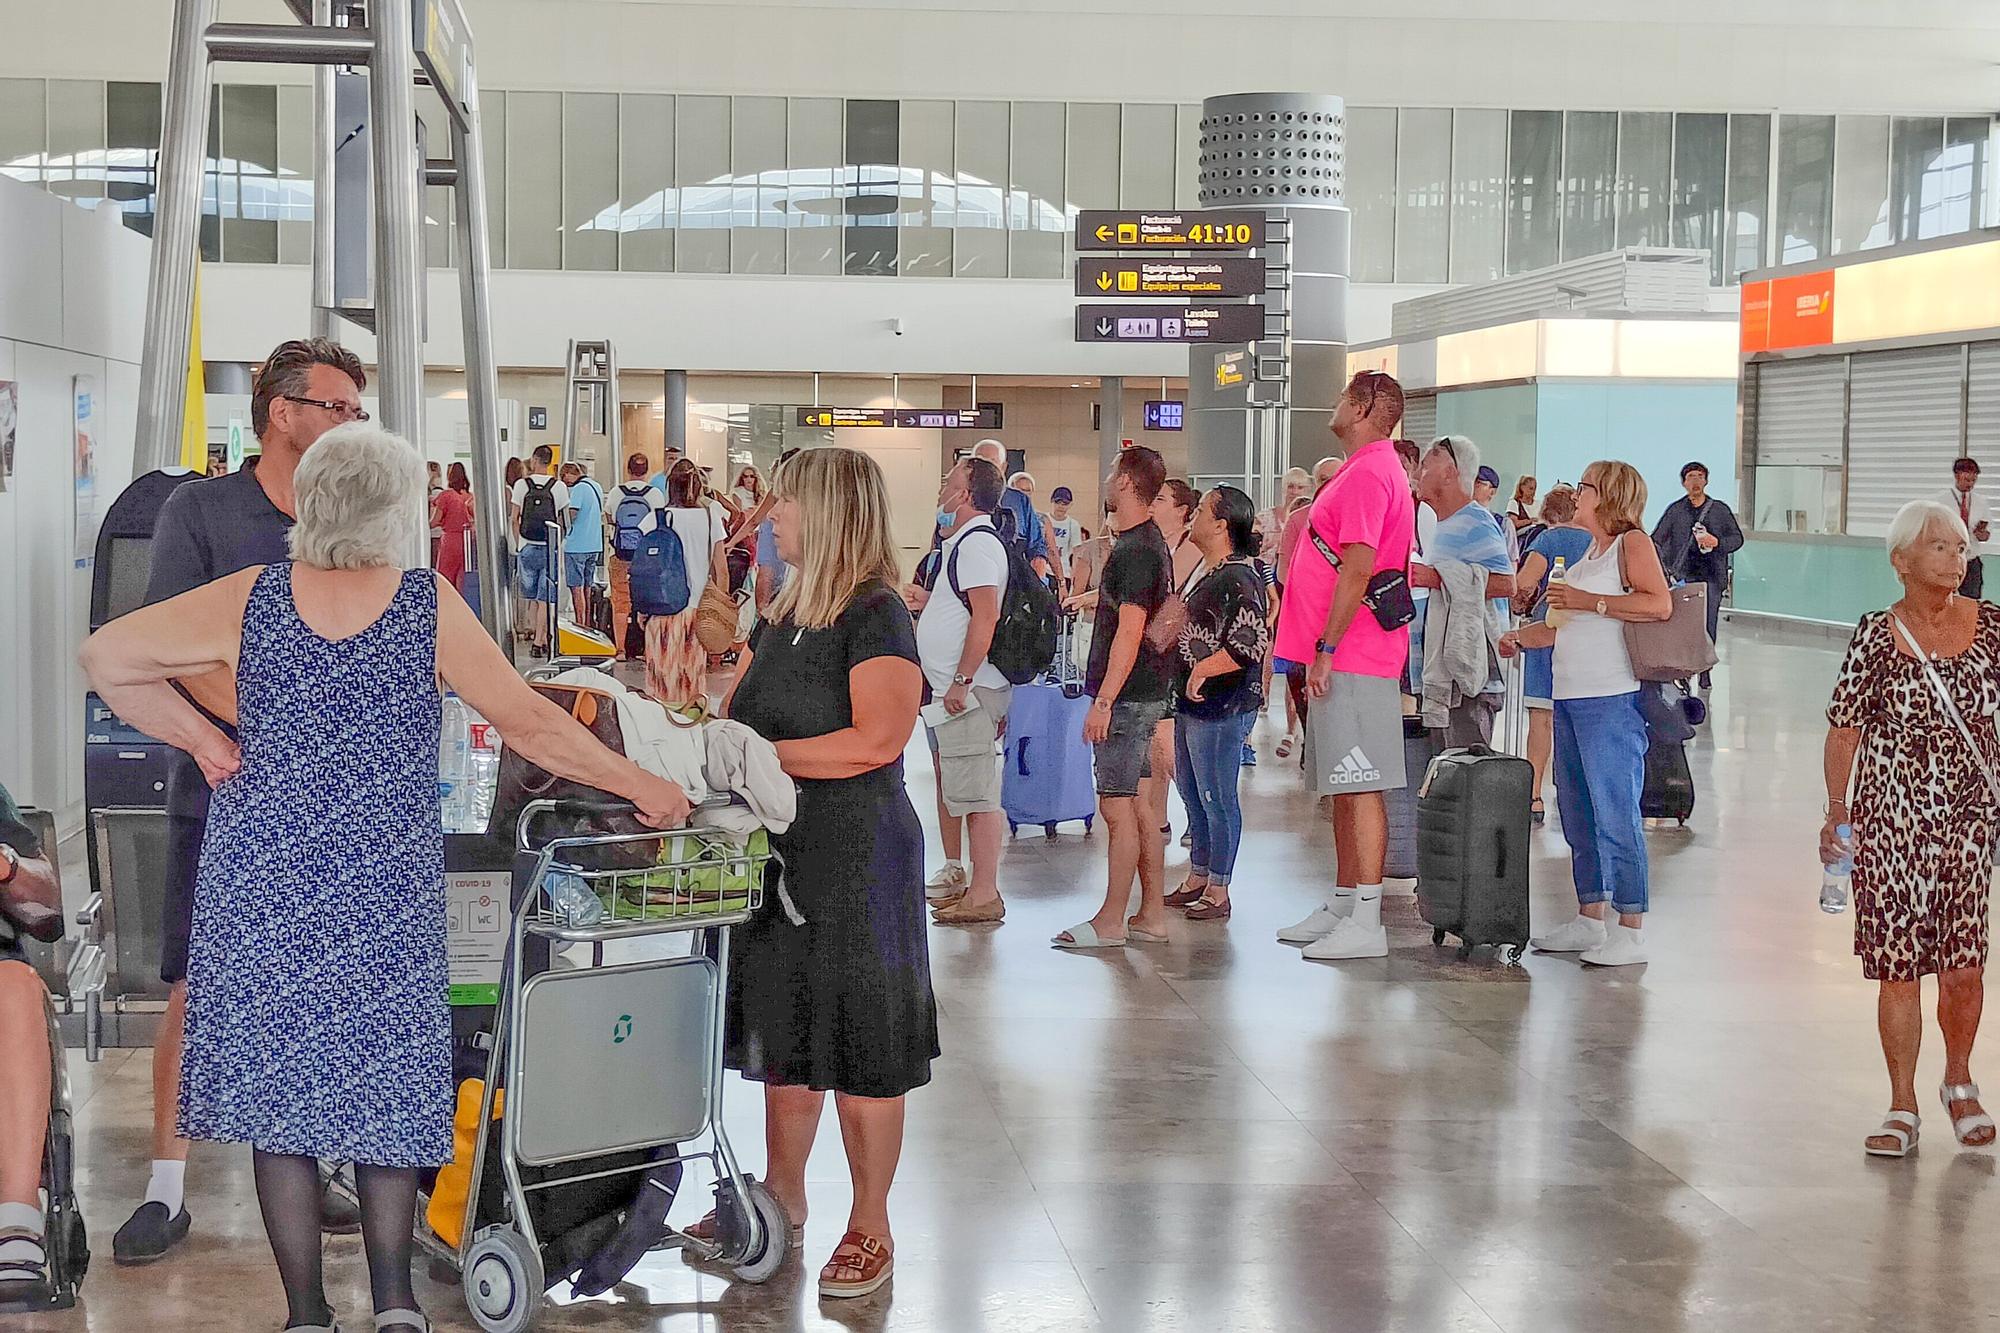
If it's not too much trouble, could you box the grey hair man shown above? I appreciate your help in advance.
[972,439,1050,578]
[115,337,369,1264]
[1410,436,1516,748]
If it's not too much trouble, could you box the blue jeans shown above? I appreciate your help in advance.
[517,542,557,604]
[1174,710,1258,886]
[1551,691,1650,915]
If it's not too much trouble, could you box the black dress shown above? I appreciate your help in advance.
[724,581,938,1098]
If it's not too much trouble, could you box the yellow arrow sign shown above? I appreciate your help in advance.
[1096,271,1113,290]
[1095,224,1113,242]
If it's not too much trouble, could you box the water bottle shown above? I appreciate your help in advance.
[439,694,470,831]
[1544,556,1572,628]
[464,708,500,832]
[548,870,604,927]
[1820,823,1853,914]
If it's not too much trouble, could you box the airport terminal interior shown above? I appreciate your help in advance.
[5,1,2000,1329]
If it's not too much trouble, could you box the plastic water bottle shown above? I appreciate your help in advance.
[439,694,470,831]
[464,709,501,832]
[548,871,604,927]
[1820,823,1853,914]
[1544,556,1572,628]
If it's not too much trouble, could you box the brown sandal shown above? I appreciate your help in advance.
[680,1204,804,1256]
[818,1230,893,1299]
[1163,881,1208,908]
[1183,895,1233,921]
[932,896,1005,925]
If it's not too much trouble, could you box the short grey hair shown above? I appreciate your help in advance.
[1427,434,1480,500]
[288,421,425,570]
[1886,499,1970,558]
[1283,466,1311,489]
[1312,455,1342,484]
[1008,470,1036,493]
[972,438,1006,467]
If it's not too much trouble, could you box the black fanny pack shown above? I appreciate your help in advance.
[1310,528,1417,632]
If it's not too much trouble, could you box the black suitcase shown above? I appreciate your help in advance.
[1416,745,1532,962]
[1641,738,1695,825]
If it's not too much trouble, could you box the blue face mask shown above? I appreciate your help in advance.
[937,508,958,531]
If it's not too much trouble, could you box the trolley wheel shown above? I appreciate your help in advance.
[463,1225,543,1333]
[1496,945,1524,967]
[1432,928,1447,946]
[730,1180,791,1285]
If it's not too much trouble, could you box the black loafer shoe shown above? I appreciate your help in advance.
[112,1201,192,1265]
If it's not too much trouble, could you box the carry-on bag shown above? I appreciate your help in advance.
[1416,745,1532,961]
[1641,738,1696,825]
[1383,715,1438,881]
[1001,681,1097,838]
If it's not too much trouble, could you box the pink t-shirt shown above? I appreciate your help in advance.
[1272,439,1416,679]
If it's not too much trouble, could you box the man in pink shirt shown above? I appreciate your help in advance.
[1273,371,1416,960]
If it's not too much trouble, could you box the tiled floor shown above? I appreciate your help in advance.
[21,621,1999,1331]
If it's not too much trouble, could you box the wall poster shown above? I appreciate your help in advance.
[73,374,98,568]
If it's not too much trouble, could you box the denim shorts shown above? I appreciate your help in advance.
[1093,697,1170,799]
[518,542,557,604]
[563,550,601,591]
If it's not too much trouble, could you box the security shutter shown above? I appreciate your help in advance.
[1968,342,2000,516]
[1400,393,1438,446]
[1844,345,1967,538]
[1749,357,1846,467]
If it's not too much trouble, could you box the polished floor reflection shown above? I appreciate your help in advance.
[24,621,2000,1331]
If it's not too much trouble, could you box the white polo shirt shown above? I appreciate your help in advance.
[1944,486,1992,559]
[915,515,1010,694]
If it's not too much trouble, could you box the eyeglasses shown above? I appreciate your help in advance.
[1576,481,1599,494]
[283,395,368,422]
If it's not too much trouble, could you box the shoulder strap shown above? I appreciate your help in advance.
[1890,613,2000,806]
[945,523,1007,607]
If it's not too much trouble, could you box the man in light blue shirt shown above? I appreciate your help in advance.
[648,444,684,495]
[559,460,605,624]
[969,438,1050,578]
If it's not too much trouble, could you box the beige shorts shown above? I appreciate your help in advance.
[931,685,1013,817]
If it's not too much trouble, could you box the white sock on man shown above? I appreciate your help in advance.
[1349,885,1383,931]
[1330,886,1356,916]
[144,1159,187,1213]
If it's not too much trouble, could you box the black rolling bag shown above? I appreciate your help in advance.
[1641,739,1696,825]
[1416,745,1533,962]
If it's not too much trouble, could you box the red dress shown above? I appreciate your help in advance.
[433,488,474,589]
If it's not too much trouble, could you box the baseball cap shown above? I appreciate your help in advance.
[1050,486,1074,504]
[1475,466,1501,488]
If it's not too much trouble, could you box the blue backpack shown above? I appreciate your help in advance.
[628,512,691,617]
[611,483,654,560]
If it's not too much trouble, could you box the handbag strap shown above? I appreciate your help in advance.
[1889,613,2000,807]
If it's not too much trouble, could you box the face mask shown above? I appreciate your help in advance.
[937,508,958,530]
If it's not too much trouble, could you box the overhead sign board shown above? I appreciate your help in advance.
[795,407,1003,430]
[1074,210,1266,252]
[1075,304,1267,344]
[414,0,475,130]
[1075,257,1266,298]
[1143,400,1184,431]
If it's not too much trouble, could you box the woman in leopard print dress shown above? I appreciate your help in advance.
[1825,500,2000,1159]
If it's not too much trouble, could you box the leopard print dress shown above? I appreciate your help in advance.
[1828,604,2000,982]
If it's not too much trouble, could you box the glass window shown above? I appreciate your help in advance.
[1672,113,1727,284]
[1394,107,1450,283]
[1010,101,1064,234]
[1616,112,1671,247]
[1066,101,1119,215]
[954,100,1008,276]
[619,93,674,273]
[1560,110,1615,261]
[276,84,311,263]
[844,99,897,275]
[676,94,730,274]
[1889,116,1945,242]
[730,95,785,274]
[558,93,617,270]
[477,90,505,266]
[0,79,44,188]
[505,91,562,270]
[417,100,454,269]
[1009,230,1062,280]
[1175,103,1202,209]
[1504,110,1561,275]
[219,84,277,263]
[1449,108,1506,283]
[1832,114,1889,254]
[1120,102,1175,210]
[899,100,953,276]
[200,85,220,262]
[1726,113,1771,278]
[1346,106,1397,282]
[1774,115,1834,265]
[46,79,105,206]
[106,80,161,236]
[785,96,841,275]
[1942,117,1991,236]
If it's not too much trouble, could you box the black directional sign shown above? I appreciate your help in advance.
[1074,209,1266,252]
[1075,257,1267,298]
[1075,304,1268,344]
[795,407,1002,430]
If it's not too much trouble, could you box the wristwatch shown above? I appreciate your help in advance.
[1595,597,1609,617]
[0,844,17,885]
[1314,639,1336,657]
[952,672,973,687]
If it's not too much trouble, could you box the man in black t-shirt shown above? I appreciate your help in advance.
[0,780,61,1295]
[1054,446,1176,951]
[114,338,367,1264]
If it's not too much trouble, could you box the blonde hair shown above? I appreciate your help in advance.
[766,447,902,630]
[1584,461,1647,536]
[644,610,708,710]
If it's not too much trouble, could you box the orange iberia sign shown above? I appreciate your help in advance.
[1739,281,1772,353]
[1766,270,1835,350]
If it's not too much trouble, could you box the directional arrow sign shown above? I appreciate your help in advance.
[1075,303,1266,343]
[1074,209,1266,251]
[1075,257,1267,298]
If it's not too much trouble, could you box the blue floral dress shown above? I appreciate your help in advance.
[178,563,452,1166]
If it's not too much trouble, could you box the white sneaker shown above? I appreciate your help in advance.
[1277,900,1350,944]
[1580,924,1648,967]
[1530,915,1608,954]
[925,863,968,901]
[1300,917,1389,960]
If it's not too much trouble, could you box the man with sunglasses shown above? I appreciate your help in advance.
[110,337,367,1265]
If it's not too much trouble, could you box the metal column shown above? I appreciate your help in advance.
[308,0,339,342]
[1097,376,1124,516]
[450,63,512,646]
[131,0,219,474]
[662,369,688,460]
[367,0,428,564]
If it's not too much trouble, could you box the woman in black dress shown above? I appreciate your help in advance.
[720,446,932,1300]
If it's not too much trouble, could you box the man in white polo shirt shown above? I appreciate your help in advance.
[1947,457,1992,599]
[910,455,1013,926]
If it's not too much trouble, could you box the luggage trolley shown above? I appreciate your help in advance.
[421,799,788,1332]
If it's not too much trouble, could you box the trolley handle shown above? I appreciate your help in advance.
[516,794,743,850]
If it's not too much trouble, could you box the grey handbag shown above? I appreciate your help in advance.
[1616,537,1720,683]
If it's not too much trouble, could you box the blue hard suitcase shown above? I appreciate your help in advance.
[1001,681,1097,838]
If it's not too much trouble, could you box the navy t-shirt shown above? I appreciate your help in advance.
[143,457,294,820]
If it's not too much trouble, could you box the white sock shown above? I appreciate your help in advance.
[1350,885,1383,931]
[0,1200,43,1238]
[145,1159,187,1213]
[1330,887,1356,915]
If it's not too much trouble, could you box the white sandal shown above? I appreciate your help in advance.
[1051,921,1126,950]
[1865,1109,1920,1158]
[374,1311,430,1332]
[1940,1082,1997,1146]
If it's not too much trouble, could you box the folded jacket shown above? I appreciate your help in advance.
[547,666,709,803]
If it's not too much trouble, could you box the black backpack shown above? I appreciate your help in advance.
[519,476,560,544]
[948,525,1059,685]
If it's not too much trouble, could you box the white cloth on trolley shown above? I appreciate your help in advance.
[546,667,709,803]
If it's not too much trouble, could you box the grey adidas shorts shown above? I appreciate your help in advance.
[1304,671,1406,796]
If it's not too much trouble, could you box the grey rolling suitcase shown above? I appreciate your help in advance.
[1416,746,1532,962]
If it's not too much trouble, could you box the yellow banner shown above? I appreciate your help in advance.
[179,262,208,473]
